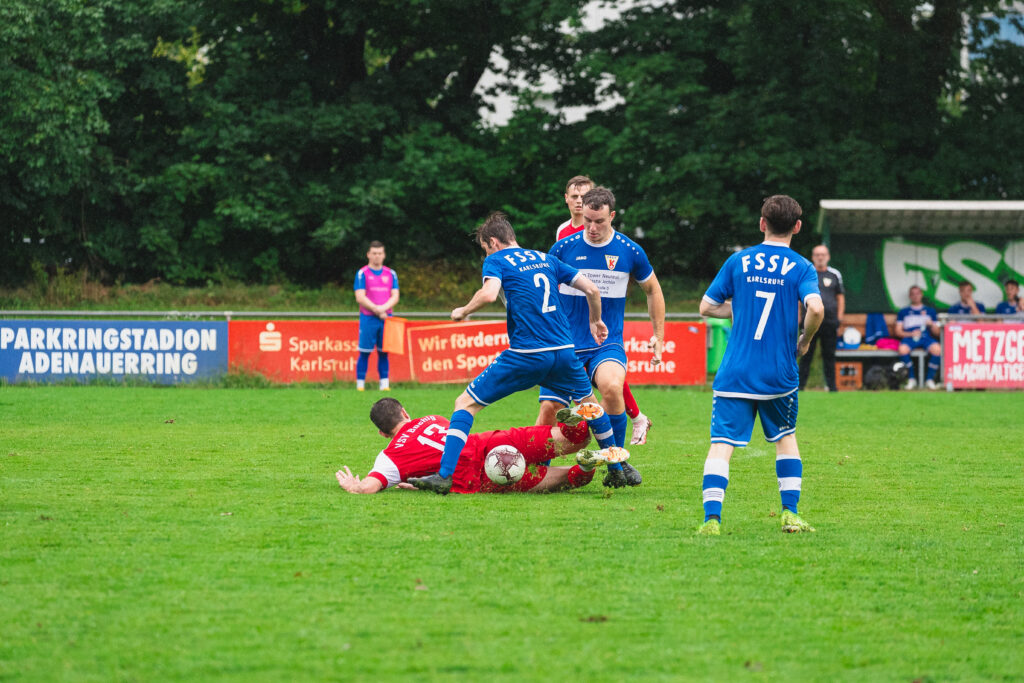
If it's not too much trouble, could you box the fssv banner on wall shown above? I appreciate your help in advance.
[0,320,228,384]
[943,322,1024,389]
[229,319,706,386]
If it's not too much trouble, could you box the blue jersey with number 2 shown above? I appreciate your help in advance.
[482,248,580,352]
[703,242,820,398]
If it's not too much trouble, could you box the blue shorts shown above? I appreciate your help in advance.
[900,333,938,351]
[537,344,627,405]
[467,347,592,407]
[358,314,385,352]
[710,390,799,447]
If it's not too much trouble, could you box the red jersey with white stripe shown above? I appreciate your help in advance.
[367,416,564,494]
[556,219,584,242]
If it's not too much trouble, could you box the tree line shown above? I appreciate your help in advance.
[2,0,1021,287]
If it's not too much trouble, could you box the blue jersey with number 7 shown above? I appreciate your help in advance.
[481,248,581,353]
[703,242,820,398]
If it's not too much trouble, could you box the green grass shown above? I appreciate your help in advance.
[2,385,1023,681]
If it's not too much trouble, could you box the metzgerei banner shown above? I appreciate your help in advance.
[943,322,1024,389]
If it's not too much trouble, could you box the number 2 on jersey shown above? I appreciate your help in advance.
[533,273,557,313]
[753,290,776,340]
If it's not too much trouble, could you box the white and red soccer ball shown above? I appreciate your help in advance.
[484,444,526,485]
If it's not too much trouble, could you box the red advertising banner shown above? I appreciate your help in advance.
[228,319,707,386]
[943,322,1024,389]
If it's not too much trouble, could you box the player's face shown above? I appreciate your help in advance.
[367,247,385,268]
[811,247,829,270]
[959,283,973,300]
[583,204,615,243]
[909,287,923,305]
[1007,282,1020,300]
[564,183,592,221]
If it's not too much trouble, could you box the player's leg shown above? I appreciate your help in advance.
[699,395,756,534]
[355,352,370,390]
[624,381,653,445]
[535,388,568,464]
[759,392,814,533]
[818,323,838,391]
[924,340,941,389]
[375,323,390,390]
[356,315,381,391]
[543,348,618,453]
[898,340,916,389]
[592,356,642,487]
[524,465,596,492]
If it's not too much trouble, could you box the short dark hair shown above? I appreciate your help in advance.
[475,211,516,247]
[958,280,974,289]
[370,397,405,435]
[368,240,385,250]
[909,284,923,294]
[761,195,802,235]
[565,175,594,193]
[582,186,615,212]
[1006,279,1020,287]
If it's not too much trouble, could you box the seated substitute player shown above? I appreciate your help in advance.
[538,186,665,488]
[408,212,619,495]
[553,175,653,445]
[353,240,399,391]
[336,398,626,495]
[995,279,1022,317]
[895,284,942,390]
[697,194,823,536]
[947,281,986,316]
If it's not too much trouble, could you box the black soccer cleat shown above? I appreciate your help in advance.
[621,461,642,486]
[603,467,628,488]
[408,473,453,495]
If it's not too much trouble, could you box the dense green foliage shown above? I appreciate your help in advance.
[2,1,1022,285]
[2,385,1023,679]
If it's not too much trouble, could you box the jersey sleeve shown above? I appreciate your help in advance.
[896,307,909,323]
[703,254,736,304]
[354,268,365,291]
[798,264,821,303]
[834,269,845,295]
[481,254,503,283]
[977,302,987,313]
[550,254,580,286]
[368,451,401,489]
[390,268,399,290]
[630,244,655,283]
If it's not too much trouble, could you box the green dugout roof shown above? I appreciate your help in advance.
[817,199,1024,237]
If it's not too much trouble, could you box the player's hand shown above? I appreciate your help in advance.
[335,466,361,493]
[395,482,416,490]
[650,335,663,366]
[451,307,466,322]
[590,320,609,345]
[796,333,812,357]
[377,310,388,320]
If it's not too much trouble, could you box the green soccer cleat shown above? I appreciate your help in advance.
[576,446,630,469]
[407,473,453,495]
[697,519,721,536]
[780,510,815,533]
[556,402,605,427]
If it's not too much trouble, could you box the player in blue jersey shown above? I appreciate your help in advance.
[697,195,823,535]
[947,281,986,316]
[895,284,942,390]
[537,186,665,488]
[408,212,621,495]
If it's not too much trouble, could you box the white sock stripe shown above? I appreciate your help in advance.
[594,428,613,440]
[703,458,730,478]
[778,477,802,491]
[702,488,725,503]
[775,454,801,461]
[447,429,469,442]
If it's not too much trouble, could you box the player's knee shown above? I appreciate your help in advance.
[898,344,910,354]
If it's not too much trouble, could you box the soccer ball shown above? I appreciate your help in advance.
[484,444,526,486]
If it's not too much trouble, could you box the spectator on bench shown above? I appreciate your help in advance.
[895,285,942,391]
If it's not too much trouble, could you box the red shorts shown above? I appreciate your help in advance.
[465,425,558,493]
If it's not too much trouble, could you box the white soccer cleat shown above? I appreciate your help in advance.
[904,378,917,390]
[575,446,631,469]
[556,402,605,426]
[924,379,939,391]
[630,413,652,445]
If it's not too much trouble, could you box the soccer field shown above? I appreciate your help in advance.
[2,384,1022,681]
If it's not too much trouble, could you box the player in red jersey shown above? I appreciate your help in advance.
[336,397,623,494]
[548,175,653,445]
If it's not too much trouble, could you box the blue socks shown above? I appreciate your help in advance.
[356,352,370,380]
[900,352,913,378]
[438,409,474,478]
[588,411,621,471]
[776,454,802,513]
[926,355,940,382]
[378,352,389,380]
[702,458,729,521]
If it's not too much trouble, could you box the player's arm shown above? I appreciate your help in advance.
[354,289,382,316]
[798,295,825,357]
[569,274,608,345]
[894,317,909,338]
[452,277,502,321]
[638,273,666,364]
[836,292,846,321]
[377,288,400,320]
[927,311,941,338]
[699,297,732,319]
[335,466,385,494]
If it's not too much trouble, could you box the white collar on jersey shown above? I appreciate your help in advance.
[583,230,616,248]
[761,239,791,248]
